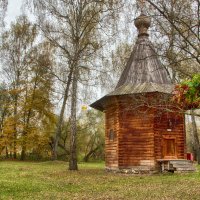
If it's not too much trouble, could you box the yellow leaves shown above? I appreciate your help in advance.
[8,88,23,96]
[0,14,56,159]
[0,117,17,149]
[81,105,88,111]
[3,117,15,135]
[11,15,38,44]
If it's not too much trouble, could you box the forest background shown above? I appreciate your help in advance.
[0,0,199,170]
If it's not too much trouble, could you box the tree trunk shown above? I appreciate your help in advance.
[13,93,18,159]
[13,132,17,159]
[69,69,78,170]
[13,73,20,159]
[5,147,8,158]
[191,111,200,164]
[9,151,12,158]
[21,147,26,160]
[52,68,73,160]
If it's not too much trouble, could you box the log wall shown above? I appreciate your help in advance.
[117,97,155,169]
[104,94,186,171]
[105,97,119,169]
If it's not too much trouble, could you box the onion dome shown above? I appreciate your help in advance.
[134,14,151,36]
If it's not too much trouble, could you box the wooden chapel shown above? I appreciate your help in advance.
[90,13,195,172]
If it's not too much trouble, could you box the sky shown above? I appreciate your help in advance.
[5,0,24,25]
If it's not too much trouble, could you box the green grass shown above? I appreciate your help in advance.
[0,161,200,200]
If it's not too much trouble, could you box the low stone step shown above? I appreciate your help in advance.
[170,163,193,166]
[174,166,195,170]
[175,167,195,171]
[170,160,193,165]
[169,160,195,172]
[158,159,196,172]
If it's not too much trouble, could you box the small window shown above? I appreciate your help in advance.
[109,129,115,141]
[167,119,176,129]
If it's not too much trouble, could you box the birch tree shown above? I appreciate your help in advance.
[25,0,121,168]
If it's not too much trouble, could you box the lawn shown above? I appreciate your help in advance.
[0,161,200,200]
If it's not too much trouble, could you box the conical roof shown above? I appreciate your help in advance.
[90,13,174,111]
[116,36,171,87]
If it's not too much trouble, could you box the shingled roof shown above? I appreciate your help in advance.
[90,13,174,111]
[116,36,171,87]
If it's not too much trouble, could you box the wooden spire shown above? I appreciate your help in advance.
[116,13,171,88]
[90,12,173,112]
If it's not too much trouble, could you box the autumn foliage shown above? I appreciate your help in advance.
[173,74,200,109]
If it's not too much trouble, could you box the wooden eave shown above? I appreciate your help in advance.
[108,82,174,96]
[90,82,174,112]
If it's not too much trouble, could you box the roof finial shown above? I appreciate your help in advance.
[135,0,151,37]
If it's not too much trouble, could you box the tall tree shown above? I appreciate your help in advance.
[1,15,37,158]
[1,15,55,159]
[20,41,55,160]
[25,0,122,167]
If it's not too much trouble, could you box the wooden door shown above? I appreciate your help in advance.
[162,138,177,159]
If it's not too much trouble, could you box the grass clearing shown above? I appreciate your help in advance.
[0,161,199,200]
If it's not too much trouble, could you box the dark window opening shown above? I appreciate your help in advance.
[109,129,115,141]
